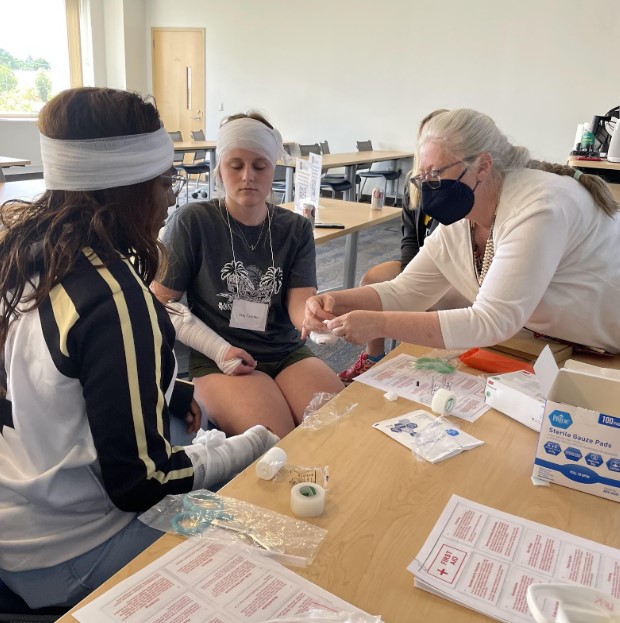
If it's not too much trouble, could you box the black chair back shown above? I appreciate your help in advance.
[299,143,321,156]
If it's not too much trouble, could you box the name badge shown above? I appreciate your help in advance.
[229,299,269,332]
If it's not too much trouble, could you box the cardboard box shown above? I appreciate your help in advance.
[492,328,573,364]
[532,346,620,502]
[485,370,545,431]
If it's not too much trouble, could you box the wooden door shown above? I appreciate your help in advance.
[152,28,205,141]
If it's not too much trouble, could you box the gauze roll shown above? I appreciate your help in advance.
[216,117,286,167]
[167,302,242,375]
[40,127,173,191]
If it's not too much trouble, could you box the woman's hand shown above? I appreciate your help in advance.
[224,346,257,376]
[184,399,203,433]
[302,294,337,339]
[326,311,386,345]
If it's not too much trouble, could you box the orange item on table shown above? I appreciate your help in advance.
[458,347,534,374]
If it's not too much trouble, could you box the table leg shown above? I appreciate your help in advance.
[208,148,217,197]
[344,165,355,201]
[343,231,359,289]
[285,167,294,202]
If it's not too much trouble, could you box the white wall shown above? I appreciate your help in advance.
[2,0,619,173]
[144,0,620,162]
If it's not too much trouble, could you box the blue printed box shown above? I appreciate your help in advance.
[532,347,620,502]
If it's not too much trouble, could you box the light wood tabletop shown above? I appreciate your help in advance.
[57,343,620,623]
[567,156,620,171]
[281,198,401,289]
[0,156,31,168]
[0,156,32,182]
[567,156,620,201]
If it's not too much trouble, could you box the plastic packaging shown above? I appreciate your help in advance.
[527,583,620,623]
[459,347,534,374]
[411,349,464,374]
[262,611,383,623]
[299,392,358,430]
[256,447,288,480]
[275,464,329,489]
[408,410,484,463]
[139,490,327,567]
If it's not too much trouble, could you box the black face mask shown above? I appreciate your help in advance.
[421,170,479,226]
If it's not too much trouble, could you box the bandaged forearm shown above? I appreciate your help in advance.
[167,302,241,375]
[184,425,279,489]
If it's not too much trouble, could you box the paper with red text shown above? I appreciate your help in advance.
[408,495,620,622]
[355,353,490,422]
[74,539,369,623]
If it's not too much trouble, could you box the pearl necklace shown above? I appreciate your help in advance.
[470,216,496,286]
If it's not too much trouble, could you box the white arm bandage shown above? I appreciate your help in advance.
[167,302,242,375]
[184,425,279,489]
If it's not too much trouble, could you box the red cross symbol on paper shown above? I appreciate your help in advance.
[437,568,448,576]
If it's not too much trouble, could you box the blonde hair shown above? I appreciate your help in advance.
[419,108,618,216]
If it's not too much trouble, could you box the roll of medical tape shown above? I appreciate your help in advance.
[255,447,288,480]
[431,388,457,415]
[290,483,325,517]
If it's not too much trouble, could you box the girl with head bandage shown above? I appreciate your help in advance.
[0,89,278,610]
[153,112,343,439]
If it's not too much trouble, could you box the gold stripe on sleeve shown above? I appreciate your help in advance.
[87,250,193,484]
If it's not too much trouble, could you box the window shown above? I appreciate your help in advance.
[0,0,82,117]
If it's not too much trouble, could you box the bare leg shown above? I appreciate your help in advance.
[275,358,344,425]
[360,260,401,356]
[192,371,296,438]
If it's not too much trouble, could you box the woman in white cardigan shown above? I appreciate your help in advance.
[303,108,620,354]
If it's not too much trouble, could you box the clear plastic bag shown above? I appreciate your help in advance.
[299,392,358,430]
[139,490,326,567]
[262,611,383,623]
[408,411,484,463]
[411,349,465,374]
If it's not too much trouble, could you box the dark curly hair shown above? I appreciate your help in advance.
[0,87,169,349]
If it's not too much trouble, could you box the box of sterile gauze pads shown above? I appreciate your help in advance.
[532,346,620,502]
[485,370,545,431]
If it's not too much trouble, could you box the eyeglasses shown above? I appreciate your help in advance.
[410,159,469,190]
[163,174,187,197]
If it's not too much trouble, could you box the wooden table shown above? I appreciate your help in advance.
[281,150,415,202]
[0,156,32,182]
[567,156,620,202]
[58,343,620,623]
[280,198,401,289]
[0,178,45,204]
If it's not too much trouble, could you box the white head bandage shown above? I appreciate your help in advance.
[40,126,174,191]
[216,117,289,167]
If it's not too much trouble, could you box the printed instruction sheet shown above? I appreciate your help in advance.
[355,353,490,422]
[408,494,620,622]
[74,539,369,623]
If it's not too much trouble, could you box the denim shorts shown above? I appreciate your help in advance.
[0,517,161,609]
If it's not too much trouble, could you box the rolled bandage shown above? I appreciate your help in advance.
[431,388,457,415]
[290,482,325,517]
[309,331,339,345]
[256,447,288,480]
[167,302,242,375]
